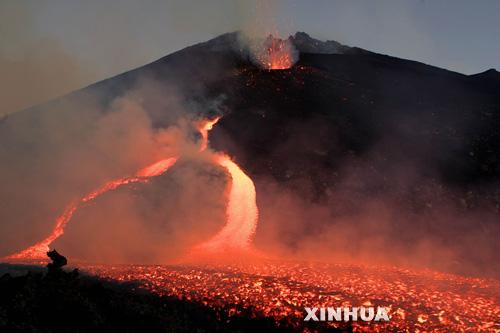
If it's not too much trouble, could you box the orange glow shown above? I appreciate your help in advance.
[84,261,500,332]
[195,117,220,152]
[195,154,258,252]
[5,157,178,260]
[136,157,178,178]
[6,203,78,259]
[255,37,295,70]
[5,116,259,260]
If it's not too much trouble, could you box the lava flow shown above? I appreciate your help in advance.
[84,261,500,332]
[6,157,178,259]
[193,154,258,252]
[5,117,258,260]
[193,117,258,252]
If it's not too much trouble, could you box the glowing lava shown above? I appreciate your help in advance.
[135,157,178,178]
[6,117,258,260]
[6,157,178,259]
[195,117,220,152]
[194,154,258,252]
[84,261,500,333]
[254,35,297,70]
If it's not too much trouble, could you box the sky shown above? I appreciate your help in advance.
[1,0,499,114]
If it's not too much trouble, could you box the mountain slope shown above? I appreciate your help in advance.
[1,32,499,275]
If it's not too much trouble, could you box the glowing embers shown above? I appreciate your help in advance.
[84,262,500,333]
[252,35,298,70]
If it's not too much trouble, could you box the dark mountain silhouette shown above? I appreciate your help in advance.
[471,68,500,80]
[1,32,499,275]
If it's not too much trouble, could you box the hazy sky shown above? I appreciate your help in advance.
[1,0,499,114]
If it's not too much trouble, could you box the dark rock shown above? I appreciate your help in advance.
[47,249,67,271]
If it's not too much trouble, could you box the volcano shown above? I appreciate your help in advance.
[1,32,499,273]
[1,31,500,332]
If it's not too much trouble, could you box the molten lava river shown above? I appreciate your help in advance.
[4,116,500,332]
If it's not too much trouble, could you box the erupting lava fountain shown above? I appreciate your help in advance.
[253,35,298,70]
